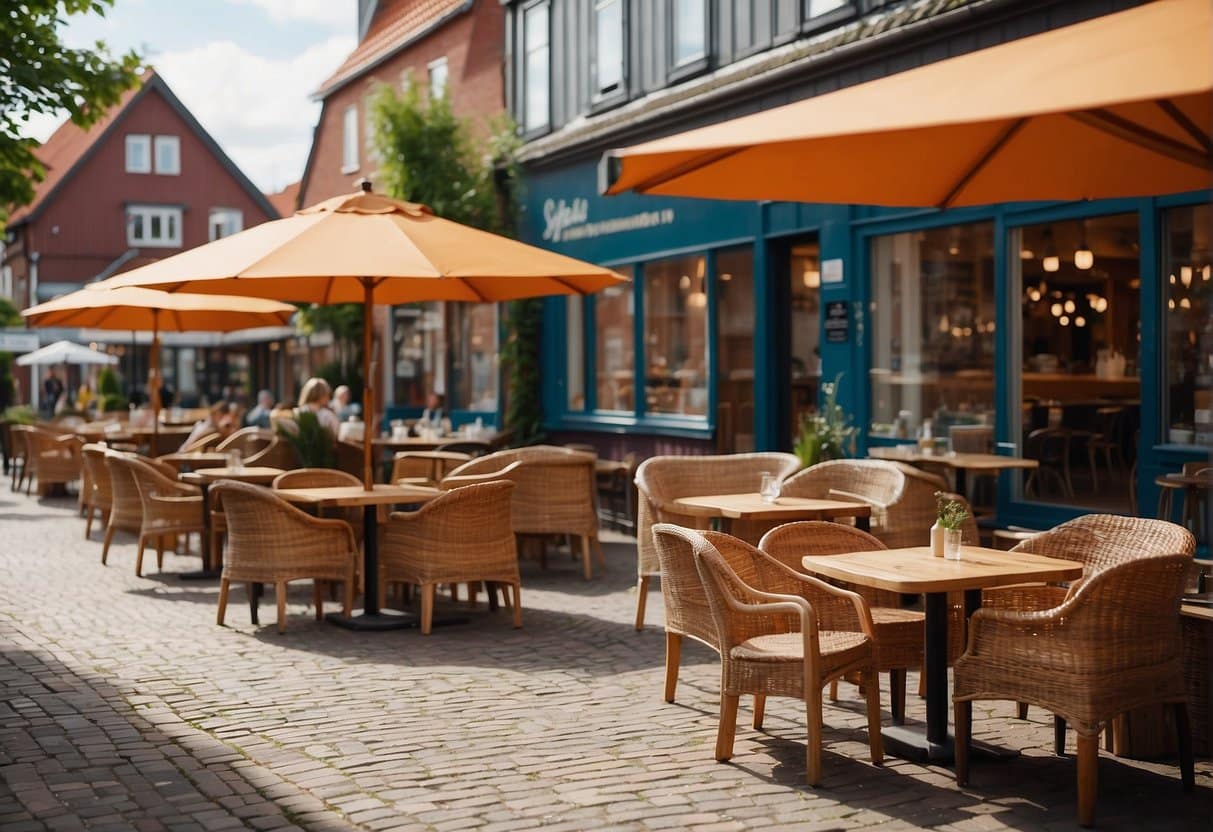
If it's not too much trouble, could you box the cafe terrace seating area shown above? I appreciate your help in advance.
[0,411,1210,828]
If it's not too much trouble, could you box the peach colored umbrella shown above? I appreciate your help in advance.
[103,186,628,488]
[603,0,1211,207]
[23,286,295,445]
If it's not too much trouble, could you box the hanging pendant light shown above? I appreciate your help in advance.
[1074,219,1094,270]
[1042,228,1060,272]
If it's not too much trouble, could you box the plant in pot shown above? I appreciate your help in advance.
[275,410,336,469]
[793,374,857,468]
[932,491,969,560]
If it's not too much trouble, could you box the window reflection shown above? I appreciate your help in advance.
[789,242,821,439]
[595,283,634,411]
[717,248,755,450]
[1164,203,1212,446]
[392,302,498,411]
[644,255,708,416]
[869,223,996,438]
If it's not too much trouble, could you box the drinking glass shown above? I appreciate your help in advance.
[944,528,963,561]
[226,450,243,471]
[760,473,778,504]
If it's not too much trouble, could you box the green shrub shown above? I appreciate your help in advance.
[2,404,35,424]
[275,410,335,469]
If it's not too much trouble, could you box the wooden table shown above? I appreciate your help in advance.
[801,545,1082,764]
[177,467,286,577]
[372,435,460,453]
[391,449,472,483]
[274,484,441,630]
[869,447,1038,495]
[157,451,229,473]
[673,493,872,534]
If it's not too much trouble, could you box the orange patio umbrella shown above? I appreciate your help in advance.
[102,185,627,487]
[22,285,296,445]
[603,0,1211,207]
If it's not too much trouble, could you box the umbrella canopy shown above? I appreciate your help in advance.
[603,0,1211,208]
[16,340,119,367]
[104,186,629,489]
[21,285,296,330]
[103,189,624,302]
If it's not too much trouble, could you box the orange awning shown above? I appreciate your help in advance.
[603,0,1211,207]
[22,286,296,332]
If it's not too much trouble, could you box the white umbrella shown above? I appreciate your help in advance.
[16,340,119,366]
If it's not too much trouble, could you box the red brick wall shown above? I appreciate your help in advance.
[300,0,505,207]
[16,86,274,290]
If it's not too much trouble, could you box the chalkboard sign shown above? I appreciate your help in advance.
[825,301,849,344]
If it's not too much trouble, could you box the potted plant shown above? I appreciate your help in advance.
[932,491,969,560]
[793,373,857,468]
[275,410,336,469]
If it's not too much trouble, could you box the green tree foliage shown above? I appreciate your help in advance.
[2,0,142,225]
[296,304,363,401]
[370,80,543,443]
[0,298,22,408]
[95,365,126,412]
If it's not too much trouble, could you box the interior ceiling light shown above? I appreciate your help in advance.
[1064,299,1076,314]
[1059,315,1070,326]
[1073,220,1093,270]
[679,275,691,290]
[1075,316,1086,327]
[1181,266,1193,287]
[688,291,707,309]
[803,269,820,289]
[1050,303,1063,317]
[1042,255,1060,273]
[1203,265,1211,282]
[1020,248,1035,259]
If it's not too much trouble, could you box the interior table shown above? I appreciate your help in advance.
[178,466,285,579]
[673,493,872,535]
[1156,471,1212,541]
[868,447,1038,496]
[273,484,441,630]
[801,545,1082,764]
[390,449,474,483]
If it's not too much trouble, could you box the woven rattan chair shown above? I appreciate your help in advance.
[244,435,299,469]
[442,446,602,580]
[213,480,358,633]
[216,427,273,460]
[101,452,142,564]
[80,444,113,539]
[760,521,923,723]
[954,553,1196,827]
[22,427,82,496]
[661,526,882,786]
[634,452,801,630]
[179,431,221,453]
[120,454,205,577]
[392,451,471,486]
[379,481,520,634]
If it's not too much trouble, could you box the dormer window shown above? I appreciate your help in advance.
[125,135,151,174]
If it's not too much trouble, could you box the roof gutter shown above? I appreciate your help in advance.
[312,0,475,101]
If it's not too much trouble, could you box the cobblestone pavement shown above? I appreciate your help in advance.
[1,487,1209,831]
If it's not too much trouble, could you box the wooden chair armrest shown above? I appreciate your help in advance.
[758,554,874,637]
[440,470,508,489]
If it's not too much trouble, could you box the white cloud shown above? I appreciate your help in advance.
[152,34,355,192]
[229,0,353,29]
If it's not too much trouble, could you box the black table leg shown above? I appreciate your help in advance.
[856,514,871,532]
[882,591,952,763]
[954,468,968,499]
[179,480,221,580]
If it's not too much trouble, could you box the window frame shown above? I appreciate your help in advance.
[667,0,712,83]
[153,135,180,175]
[772,0,802,45]
[207,207,243,241]
[801,0,855,36]
[733,0,773,61]
[341,104,360,174]
[127,204,184,249]
[125,134,151,174]
[427,56,449,100]
[590,0,628,110]
[519,0,552,139]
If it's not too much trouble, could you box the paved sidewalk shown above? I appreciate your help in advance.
[0,487,1209,831]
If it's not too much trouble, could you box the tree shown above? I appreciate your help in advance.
[370,81,544,443]
[2,0,142,225]
[0,297,20,408]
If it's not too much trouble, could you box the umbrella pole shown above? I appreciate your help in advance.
[150,310,161,449]
[362,278,374,490]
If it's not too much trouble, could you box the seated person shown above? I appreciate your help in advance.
[179,400,229,451]
[298,377,340,435]
[245,389,275,429]
[416,392,445,433]
[330,384,360,422]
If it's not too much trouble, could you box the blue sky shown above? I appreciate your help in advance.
[24,0,358,193]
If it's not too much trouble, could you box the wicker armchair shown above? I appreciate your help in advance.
[760,521,923,723]
[23,427,82,496]
[271,467,365,544]
[212,480,358,633]
[244,435,299,469]
[392,451,471,486]
[663,526,882,785]
[120,454,205,577]
[442,446,602,580]
[179,432,221,453]
[216,427,273,459]
[954,553,1196,827]
[634,452,801,630]
[379,481,520,634]
[101,452,142,564]
[80,444,113,539]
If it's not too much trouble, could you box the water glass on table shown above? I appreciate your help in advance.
[760,472,778,504]
[226,450,243,472]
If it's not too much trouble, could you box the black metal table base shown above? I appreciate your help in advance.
[325,610,470,631]
[882,726,1019,765]
[178,568,221,581]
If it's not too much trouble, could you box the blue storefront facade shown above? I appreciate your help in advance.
[505,0,1210,530]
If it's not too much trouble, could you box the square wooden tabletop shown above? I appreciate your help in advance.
[182,466,285,485]
[673,493,873,522]
[869,447,1038,471]
[801,546,1082,594]
[273,483,441,507]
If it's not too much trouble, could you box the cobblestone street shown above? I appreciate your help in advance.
[1,488,1209,831]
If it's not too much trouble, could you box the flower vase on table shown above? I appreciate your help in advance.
[933,491,969,560]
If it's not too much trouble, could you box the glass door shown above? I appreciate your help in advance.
[786,240,822,445]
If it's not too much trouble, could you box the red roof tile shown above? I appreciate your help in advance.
[315,0,469,97]
[8,70,153,226]
[264,181,300,217]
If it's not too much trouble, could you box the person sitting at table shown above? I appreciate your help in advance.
[180,400,229,451]
[298,377,341,436]
[416,392,445,433]
[330,384,360,422]
[245,389,275,428]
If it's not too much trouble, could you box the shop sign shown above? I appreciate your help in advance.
[825,301,849,343]
[822,258,844,284]
[542,197,675,244]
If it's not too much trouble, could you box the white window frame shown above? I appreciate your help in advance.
[127,205,183,248]
[522,1,551,134]
[208,208,243,241]
[428,56,449,99]
[125,134,151,174]
[670,0,709,69]
[593,0,625,98]
[153,135,180,175]
[341,105,359,174]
